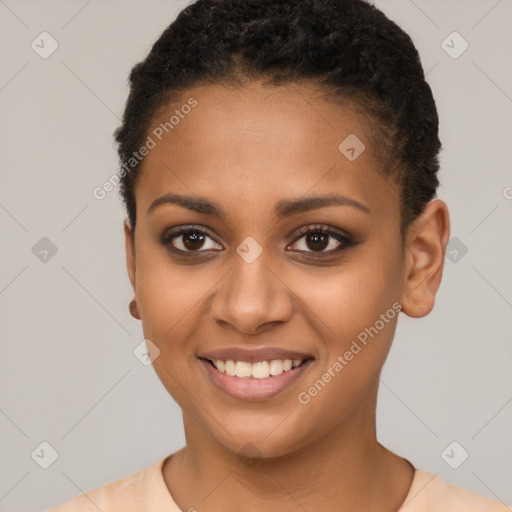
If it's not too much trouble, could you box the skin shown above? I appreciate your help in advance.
[124,81,450,512]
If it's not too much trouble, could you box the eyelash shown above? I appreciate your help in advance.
[160,224,355,258]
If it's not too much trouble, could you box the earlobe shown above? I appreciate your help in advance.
[400,199,450,318]
[124,219,136,293]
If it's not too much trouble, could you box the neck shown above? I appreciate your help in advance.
[163,388,414,512]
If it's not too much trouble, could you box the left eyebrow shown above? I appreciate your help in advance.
[147,192,370,217]
[274,193,371,217]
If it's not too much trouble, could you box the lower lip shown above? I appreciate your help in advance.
[200,358,314,401]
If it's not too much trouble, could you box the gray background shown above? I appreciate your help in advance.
[0,0,510,510]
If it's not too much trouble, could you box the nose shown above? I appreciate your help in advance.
[210,253,293,335]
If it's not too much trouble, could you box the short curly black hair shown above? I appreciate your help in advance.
[114,0,441,234]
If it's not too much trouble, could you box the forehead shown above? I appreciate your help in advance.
[134,82,399,223]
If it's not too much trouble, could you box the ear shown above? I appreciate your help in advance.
[400,199,450,318]
[124,219,136,292]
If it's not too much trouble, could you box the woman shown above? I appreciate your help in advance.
[49,0,507,510]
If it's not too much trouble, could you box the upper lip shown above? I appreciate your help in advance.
[199,347,314,363]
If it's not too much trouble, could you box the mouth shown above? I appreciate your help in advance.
[201,357,310,378]
[199,355,314,401]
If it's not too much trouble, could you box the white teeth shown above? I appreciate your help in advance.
[225,360,236,376]
[235,361,253,377]
[269,359,283,375]
[251,361,270,379]
[211,358,306,378]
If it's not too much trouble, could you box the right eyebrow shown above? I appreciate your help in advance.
[147,193,227,218]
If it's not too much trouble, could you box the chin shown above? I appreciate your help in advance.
[210,421,314,461]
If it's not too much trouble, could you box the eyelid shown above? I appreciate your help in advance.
[161,225,222,248]
[290,223,352,242]
[286,223,354,253]
[161,223,355,255]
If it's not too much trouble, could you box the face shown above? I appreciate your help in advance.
[125,82,413,458]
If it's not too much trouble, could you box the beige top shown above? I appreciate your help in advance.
[47,455,509,511]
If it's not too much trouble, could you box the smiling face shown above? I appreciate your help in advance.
[124,81,443,459]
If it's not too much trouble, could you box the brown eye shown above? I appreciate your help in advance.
[162,227,223,252]
[304,232,329,252]
[181,231,206,250]
[288,225,353,254]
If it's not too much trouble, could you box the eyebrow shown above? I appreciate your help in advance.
[147,192,370,218]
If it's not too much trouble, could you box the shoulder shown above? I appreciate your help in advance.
[400,469,510,512]
[46,457,167,512]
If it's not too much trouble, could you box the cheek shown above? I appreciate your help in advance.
[288,248,403,414]
[134,252,208,408]
[136,241,194,308]
[133,247,209,355]
[295,250,402,403]
[292,257,401,345]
